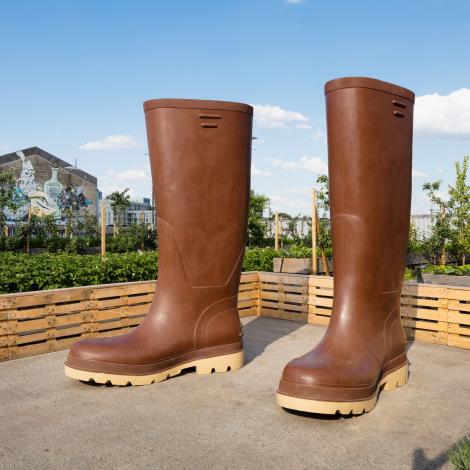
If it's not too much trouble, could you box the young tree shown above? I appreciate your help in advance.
[107,189,131,235]
[447,156,470,264]
[422,180,452,265]
[0,170,19,233]
[247,190,270,247]
[315,175,332,272]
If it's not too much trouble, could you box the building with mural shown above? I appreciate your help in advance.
[0,147,98,224]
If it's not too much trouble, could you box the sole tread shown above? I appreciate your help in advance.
[64,351,244,386]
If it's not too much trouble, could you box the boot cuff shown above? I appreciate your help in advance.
[144,98,253,115]
[325,77,415,103]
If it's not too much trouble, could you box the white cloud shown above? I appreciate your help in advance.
[107,169,150,181]
[251,164,271,177]
[415,88,470,138]
[437,167,444,174]
[297,123,313,130]
[80,134,142,150]
[270,156,327,174]
[412,169,428,178]
[253,104,310,129]
[286,0,304,4]
[286,187,311,195]
[0,144,9,153]
[269,194,310,210]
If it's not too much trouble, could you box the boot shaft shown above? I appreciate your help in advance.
[325,78,415,309]
[144,99,253,289]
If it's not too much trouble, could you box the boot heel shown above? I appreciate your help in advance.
[382,363,409,391]
[196,351,244,375]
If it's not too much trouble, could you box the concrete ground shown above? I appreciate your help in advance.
[1,316,469,470]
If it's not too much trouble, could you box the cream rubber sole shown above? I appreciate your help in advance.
[277,363,409,416]
[64,350,244,386]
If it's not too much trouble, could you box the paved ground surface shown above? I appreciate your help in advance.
[1,316,469,470]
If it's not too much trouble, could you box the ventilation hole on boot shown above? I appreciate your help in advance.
[392,99,406,108]
[393,110,405,118]
[201,123,218,128]
[211,368,216,373]
[198,113,221,119]
[227,366,231,372]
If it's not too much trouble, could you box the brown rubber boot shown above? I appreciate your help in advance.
[65,99,253,385]
[277,77,415,415]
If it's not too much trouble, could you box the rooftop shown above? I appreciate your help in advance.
[1,316,469,469]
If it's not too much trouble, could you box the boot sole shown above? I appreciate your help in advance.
[64,350,244,386]
[276,363,408,416]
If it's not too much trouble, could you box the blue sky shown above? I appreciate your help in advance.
[1,0,470,215]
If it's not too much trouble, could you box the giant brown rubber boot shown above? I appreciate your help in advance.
[277,77,415,415]
[64,99,252,385]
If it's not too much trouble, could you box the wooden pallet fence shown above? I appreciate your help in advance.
[0,273,260,362]
[400,283,449,345]
[307,275,333,326]
[447,286,470,349]
[1,272,470,362]
[258,272,309,322]
[302,276,470,350]
[238,272,259,317]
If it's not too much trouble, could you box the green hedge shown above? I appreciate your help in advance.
[0,247,316,294]
[0,252,158,294]
[423,264,470,276]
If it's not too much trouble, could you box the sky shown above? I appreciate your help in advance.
[1,0,470,215]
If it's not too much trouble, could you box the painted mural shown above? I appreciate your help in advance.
[3,151,93,222]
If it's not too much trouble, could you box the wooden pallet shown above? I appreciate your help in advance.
[447,287,470,349]
[258,272,309,322]
[238,272,259,317]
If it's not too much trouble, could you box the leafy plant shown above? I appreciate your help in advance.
[448,435,470,470]
[107,189,131,235]
[248,190,270,247]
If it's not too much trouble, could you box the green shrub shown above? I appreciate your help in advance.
[243,247,279,272]
[0,252,158,294]
[448,435,470,470]
[423,264,470,276]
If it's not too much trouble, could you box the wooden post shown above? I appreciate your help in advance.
[311,189,317,275]
[140,211,145,251]
[274,211,279,251]
[101,203,106,259]
[26,205,32,254]
[279,215,283,250]
[315,210,329,275]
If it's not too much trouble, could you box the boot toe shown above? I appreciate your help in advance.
[65,336,128,371]
[278,354,378,402]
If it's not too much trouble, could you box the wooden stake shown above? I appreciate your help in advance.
[315,208,329,275]
[101,203,106,259]
[274,211,279,251]
[26,205,32,254]
[140,211,145,251]
[311,189,317,275]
